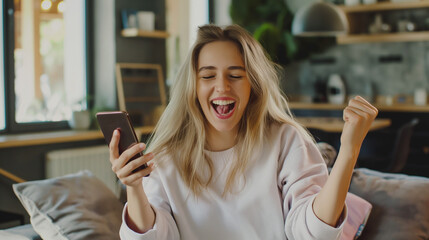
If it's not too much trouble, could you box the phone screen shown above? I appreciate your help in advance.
[96,111,148,171]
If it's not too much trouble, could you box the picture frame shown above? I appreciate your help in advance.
[115,63,167,126]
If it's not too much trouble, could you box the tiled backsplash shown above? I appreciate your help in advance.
[283,41,429,103]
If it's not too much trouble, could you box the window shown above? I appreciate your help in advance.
[2,0,90,133]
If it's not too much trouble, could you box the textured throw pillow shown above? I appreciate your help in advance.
[13,170,123,240]
[349,168,429,240]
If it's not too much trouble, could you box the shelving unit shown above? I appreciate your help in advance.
[120,28,169,38]
[337,1,429,44]
[337,31,429,44]
[117,1,169,126]
[338,1,429,12]
[289,102,429,112]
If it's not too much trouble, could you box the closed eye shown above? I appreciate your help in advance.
[202,75,215,79]
[230,75,242,79]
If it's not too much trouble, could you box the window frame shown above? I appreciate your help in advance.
[208,0,214,23]
[1,0,93,134]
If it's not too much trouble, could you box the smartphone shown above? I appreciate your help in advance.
[96,111,148,172]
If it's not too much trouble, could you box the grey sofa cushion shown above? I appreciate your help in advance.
[0,224,41,240]
[349,168,429,240]
[12,170,123,240]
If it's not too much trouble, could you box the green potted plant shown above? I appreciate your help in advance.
[230,0,335,66]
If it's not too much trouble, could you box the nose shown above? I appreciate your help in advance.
[215,75,230,93]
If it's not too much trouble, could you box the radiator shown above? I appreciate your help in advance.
[45,145,119,196]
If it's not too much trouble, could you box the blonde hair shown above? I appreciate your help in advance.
[146,24,312,196]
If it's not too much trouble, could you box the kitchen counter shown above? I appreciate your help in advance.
[295,117,391,133]
[289,102,429,112]
[0,126,154,148]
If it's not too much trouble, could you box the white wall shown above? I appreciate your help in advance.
[165,0,208,85]
[165,0,189,86]
[93,0,116,109]
[64,0,86,108]
[189,0,208,48]
[214,0,232,26]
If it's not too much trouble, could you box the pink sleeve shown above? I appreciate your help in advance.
[119,169,180,240]
[278,135,345,239]
[119,203,180,240]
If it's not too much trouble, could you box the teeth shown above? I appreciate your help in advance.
[212,100,235,105]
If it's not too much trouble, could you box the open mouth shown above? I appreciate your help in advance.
[211,99,236,116]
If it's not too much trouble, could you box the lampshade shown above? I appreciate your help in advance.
[291,1,349,37]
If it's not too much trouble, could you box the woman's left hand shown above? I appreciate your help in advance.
[340,96,378,155]
[315,96,378,226]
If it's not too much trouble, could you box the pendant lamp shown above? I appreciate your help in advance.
[291,1,349,37]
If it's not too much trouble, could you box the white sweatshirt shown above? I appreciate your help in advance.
[120,123,346,240]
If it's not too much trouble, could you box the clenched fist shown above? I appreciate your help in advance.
[340,96,378,156]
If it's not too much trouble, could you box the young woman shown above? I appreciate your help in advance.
[110,24,378,240]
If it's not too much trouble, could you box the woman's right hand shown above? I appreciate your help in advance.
[110,129,157,233]
[109,129,154,188]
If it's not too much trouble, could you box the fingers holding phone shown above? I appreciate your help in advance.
[110,129,154,187]
[109,129,120,163]
[96,111,154,187]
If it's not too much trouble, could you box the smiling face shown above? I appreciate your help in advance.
[196,40,251,139]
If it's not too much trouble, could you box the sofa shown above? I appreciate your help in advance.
[0,170,127,240]
[1,168,428,240]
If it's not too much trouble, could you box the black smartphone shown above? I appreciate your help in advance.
[96,111,148,172]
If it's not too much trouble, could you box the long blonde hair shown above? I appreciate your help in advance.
[146,24,312,196]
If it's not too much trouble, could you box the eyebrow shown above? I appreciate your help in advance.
[198,66,246,72]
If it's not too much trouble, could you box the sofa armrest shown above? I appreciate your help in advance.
[350,168,429,240]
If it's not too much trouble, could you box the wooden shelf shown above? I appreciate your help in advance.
[0,126,154,148]
[338,1,429,13]
[337,1,429,44]
[296,117,391,133]
[289,102,429,112]
[337,31,429,44]
[121,28,169,38]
